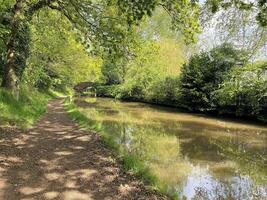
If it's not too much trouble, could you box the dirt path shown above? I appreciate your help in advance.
[0,99,166,200]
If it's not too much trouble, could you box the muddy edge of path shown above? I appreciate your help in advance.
[0,98,168,200]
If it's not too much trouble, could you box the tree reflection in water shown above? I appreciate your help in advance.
[77,97,267,199]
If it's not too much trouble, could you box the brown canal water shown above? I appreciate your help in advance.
[76,97,267,200]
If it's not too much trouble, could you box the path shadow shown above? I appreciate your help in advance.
[0,100,164,200]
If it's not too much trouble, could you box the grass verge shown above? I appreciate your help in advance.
[0,87,56,128]
[64,97,177,199]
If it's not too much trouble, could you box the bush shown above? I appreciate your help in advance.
[215,61,267,121]
[179,43,247,111]
[146,77,181,105]
[96,85,121,98]
[118,83,145,100]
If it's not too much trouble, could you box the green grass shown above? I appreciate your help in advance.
[0,86,54,128]
[64,98,177,199]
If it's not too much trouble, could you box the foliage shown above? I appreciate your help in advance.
[97,45,267,123]
[215,61,267,120]
[96,85,121,98]
[0,0,30,87]
[100,56,128,85]
[0,86,52,127]
[199,4,267,59]
[116,40,184,101]
[97,6,186,105]
[22,9,102,91]
[179,43,248,111]
[0,0,202,91]
[118,0,201,43]
[146,76,181,105]
[205,0,267,27]
[0,51,4,78]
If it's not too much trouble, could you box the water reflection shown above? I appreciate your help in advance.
[76,97,267,199]
[180,165,266,200]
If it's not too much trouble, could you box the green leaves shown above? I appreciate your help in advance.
[118,0,158,23]
[118,0,201,43]
[257,6,267,27]
[216,61,267,119]
[206,0,267,27]
[179,43,247,111]
[23,9,102,90]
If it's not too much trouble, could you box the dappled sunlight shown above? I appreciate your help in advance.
[44,173,62,181]
[20,186,44,195]
[0,99,159,199]
[43,191,59,199]
[29,131,40,135]
[67,169,97,179]
[71,146,85,150]
[118,184,136,197]
[64,179,78,189]
[0,178,7,199]
[54,151,73,156]
[5,156,23,163]
[75,135,91,142]
[62,190,92,200]
[55,131,68,135]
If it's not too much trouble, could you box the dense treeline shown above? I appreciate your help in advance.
[96,43,267,122]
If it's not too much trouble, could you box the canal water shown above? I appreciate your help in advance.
[76,97,267,200]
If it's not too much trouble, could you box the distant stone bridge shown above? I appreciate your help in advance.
[74,82,99,96]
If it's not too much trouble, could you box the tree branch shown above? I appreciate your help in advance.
[27,0,57,17]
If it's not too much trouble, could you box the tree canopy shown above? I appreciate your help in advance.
[0,0,201,91]
[0,0,266,92]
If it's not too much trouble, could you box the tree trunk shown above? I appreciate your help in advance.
[1,0,25,92]
[1,0,54,92]
[1,48,18,91]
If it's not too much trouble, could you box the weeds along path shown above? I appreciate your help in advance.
[0,99,166,200]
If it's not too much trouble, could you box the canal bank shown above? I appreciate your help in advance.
[65,97,267,200]
[92,85,267,124]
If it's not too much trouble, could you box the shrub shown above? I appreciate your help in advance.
[215,61,267,121]
[146,76,181,105]
[96,85,121,98]
[179,43,248,111]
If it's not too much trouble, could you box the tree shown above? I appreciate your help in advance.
[205,0,267,27]
[198,3,267,59]
[215,61,267,120]
[23,9,102,91]
[179,43,247,111]
[1,0,266,93]
[101,57,128,85]
[0,0,200,92]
